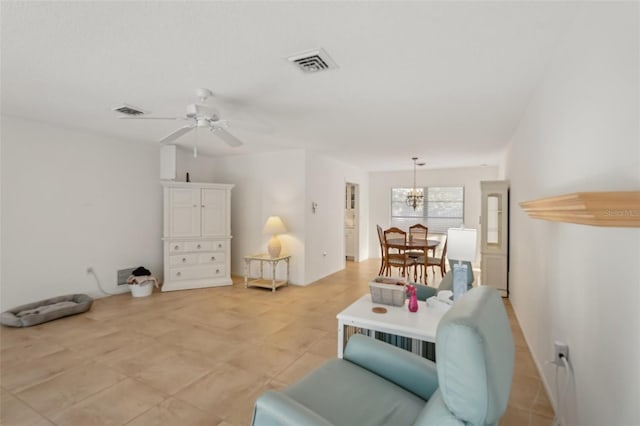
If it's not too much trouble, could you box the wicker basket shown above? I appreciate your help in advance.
[369,281,406,306]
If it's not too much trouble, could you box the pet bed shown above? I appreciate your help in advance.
[1,294,93,327]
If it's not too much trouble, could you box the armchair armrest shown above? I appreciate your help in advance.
[343,334,438,400]
[413,283,437,301]
[251,390,333,426]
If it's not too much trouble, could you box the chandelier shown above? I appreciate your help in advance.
[406,157,425,210]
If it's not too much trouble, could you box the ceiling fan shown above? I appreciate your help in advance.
[118,88,243,157]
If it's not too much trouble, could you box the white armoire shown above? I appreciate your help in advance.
[161,182,234,291]
[480,180,509,297]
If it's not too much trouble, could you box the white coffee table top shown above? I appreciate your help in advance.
[337,294,445,343]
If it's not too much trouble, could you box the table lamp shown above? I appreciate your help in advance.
[263,216,287,258]
[447,227,477,301]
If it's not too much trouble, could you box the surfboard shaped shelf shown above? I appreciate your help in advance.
[519,191,640,227]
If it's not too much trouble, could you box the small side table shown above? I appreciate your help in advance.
[244,253,291,292]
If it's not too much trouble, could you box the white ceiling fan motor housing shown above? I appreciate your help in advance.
[186,103,219,120]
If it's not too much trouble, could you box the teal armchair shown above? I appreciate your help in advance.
[414,259,475,301]
[251,286,514,426]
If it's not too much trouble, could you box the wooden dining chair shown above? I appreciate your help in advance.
[407,224,428,281]
[407,224,428,255]
[376,225,386,276]
[409,224,428,242]
[417,236,448,283]
[383,227,413,278]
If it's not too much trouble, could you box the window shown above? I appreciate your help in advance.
[390,186,464,233]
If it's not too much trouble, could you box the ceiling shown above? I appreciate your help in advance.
[1,1,580,171]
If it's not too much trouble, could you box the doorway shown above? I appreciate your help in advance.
[345,182,359,261]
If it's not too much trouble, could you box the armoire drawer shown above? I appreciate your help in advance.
[198,252,225,264]
[169,240,225,253]
[169,265,226,281]
[168,254,198,266]
[204,240,226,251]
[169,242,186,253]
[184,241,215,252]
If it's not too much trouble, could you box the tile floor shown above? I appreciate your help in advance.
[1,260,554,425]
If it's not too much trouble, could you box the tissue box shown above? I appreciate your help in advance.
[369,281,406,306]
[426,296,453,311]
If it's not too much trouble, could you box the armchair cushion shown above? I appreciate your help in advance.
[344,334,438,400]
[414,390,465,426]
[252,391,333,426]
[436,286,514,425]
[280,358,427,425]
[252,336,439,426]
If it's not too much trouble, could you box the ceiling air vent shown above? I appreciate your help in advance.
[288,48,338,73]
[112,104,147,116]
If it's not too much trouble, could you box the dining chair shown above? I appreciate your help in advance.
[376,225,386,276]
[383,227,413,278]
[408,224,429,280]
[407,224,428,256]
[417,236,448,283]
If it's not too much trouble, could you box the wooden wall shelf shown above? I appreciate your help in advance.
[519,191,640,227]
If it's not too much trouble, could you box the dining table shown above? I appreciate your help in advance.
[385,238,440,283]
[386,238,440,251]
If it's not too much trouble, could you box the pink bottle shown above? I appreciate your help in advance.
[407,285,419,312]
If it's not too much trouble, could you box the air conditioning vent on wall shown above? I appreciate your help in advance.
[117,267,136,286]
[288,48,338,73]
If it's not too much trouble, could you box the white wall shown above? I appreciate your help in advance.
[0,116,163,310]
[175,146,217,183]
[505,3,639,425]
[305,152,369,284]
[209,150,307,285]
[210,150,369,286]
[368,166,499,260]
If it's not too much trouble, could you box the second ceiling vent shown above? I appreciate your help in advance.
[287,48,338,73]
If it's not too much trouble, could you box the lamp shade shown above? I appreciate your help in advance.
[263,216,287,235]
[447,227,477,262]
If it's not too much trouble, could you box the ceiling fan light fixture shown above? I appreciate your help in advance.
[186,103,218,119]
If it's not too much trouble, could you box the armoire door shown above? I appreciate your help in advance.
[169,188,201,237]
[201,188,226,237]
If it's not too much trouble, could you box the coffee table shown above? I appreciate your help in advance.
[336,294,446,359]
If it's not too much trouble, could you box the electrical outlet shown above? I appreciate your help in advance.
[553,341,569,366]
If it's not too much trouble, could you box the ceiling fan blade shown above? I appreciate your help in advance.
[213,128,243,147]
[159,125,195,144]
[119,116,182,120]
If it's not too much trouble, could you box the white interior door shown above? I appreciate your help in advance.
[345,182,359,261]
